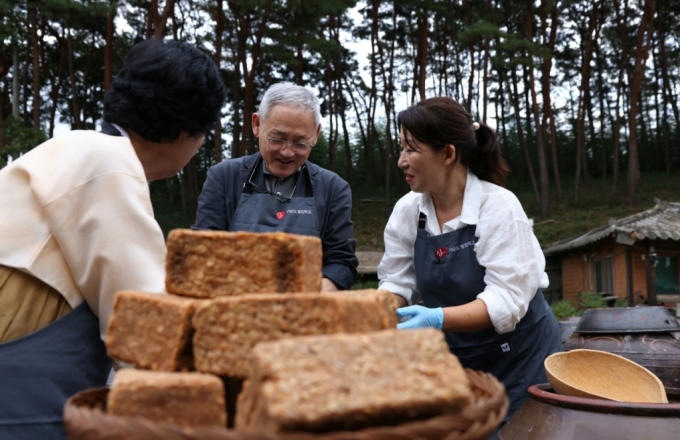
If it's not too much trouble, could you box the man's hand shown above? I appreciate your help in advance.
[396,305,444,330]
[321,277,339,292]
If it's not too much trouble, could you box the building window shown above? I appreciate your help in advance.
[595,258,614,293]
[655,256,679,295]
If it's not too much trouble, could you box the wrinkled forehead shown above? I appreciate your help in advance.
[261,104,318,138]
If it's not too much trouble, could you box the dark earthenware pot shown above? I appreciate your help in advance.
[498,384,680,440]
[564,307,680,388]
[575,307,680,334]
[557,317,581,344]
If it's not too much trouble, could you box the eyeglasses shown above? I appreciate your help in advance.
[266,138,314,154]
[245,157,301,203]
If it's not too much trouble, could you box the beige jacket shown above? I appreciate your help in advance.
[0,130,166,339]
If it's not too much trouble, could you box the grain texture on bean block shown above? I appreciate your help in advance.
[165,229,322,298]
[105,291,198,371]
[108,370,226,428]
[192,290,398,378]
[235,329,472,434]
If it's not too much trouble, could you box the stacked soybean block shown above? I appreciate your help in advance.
[192,290,399,378]
[235,328,472,433]
[166,229,322,298]
[108,370,226,428]
[338,289,400,328]
[105,291,199,371]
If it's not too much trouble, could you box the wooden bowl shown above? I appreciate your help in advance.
[545,349,668,403]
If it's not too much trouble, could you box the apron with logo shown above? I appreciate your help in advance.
[413,213,563,421]
[0,303,113,439]
[229,157,321,238]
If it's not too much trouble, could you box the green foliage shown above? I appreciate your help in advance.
[550,300,582,321]
[578,292,609,309]
[551,294,630,321]
[615,298,630,308]
[352,279,379,290]
[0,117,47,168]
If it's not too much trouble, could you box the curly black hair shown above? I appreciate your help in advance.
[103,39,226,143]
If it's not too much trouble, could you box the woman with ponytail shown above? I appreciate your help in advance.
[378,97,562,429]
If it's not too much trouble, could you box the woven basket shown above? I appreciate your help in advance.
[63,369,508,440]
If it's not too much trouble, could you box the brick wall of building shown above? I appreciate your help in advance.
[559,242,634,304]
[631,248,648,303]
[561,253,586,305]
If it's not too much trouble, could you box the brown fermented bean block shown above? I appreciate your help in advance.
[108,370,226,428]
[165,229,322,298]
[192,290,398,378]
[336,289,400,329]
[235,328,472,433]
[105,291,198,371]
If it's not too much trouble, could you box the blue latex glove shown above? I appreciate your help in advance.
[396,305,444,330]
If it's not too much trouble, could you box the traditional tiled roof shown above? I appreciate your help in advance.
[543,200,680,255]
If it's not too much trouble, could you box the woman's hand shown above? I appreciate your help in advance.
[395,300,493,332]
[396,305,444,330]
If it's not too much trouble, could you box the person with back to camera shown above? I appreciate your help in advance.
[0,38,226,439]
[378,97,563,433]
[193,82,358,292]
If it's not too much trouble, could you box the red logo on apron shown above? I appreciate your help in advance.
[276,211,286,220]
[435,247,447,258]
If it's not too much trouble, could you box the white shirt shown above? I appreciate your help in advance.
[0,130,167,339]
[378,170,548,334]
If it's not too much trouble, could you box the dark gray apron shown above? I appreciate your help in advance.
[229,157,321,237]
[0,302,113,439]
[413,213,562,422]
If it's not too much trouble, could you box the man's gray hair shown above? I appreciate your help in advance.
[258,82,322,127]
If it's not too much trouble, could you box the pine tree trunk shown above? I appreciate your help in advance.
[526,0,549,218]
[165,178,175,204]
[466,2,474,112]
[498,69,508,156]
[340,99,355,190]
[574,0,601,204]
[66,32,82,130]
[46,43,65,138]
[326,62,337,172]
[596,40,607,180]
[510,68,539,206]
[12,46,20,119]
[213,0,223,163]
[296,43,304,85]
[417,14,428,101]
[344,76,368,156]
[656,13,675,174]
[482,36,490,122]
[154,0,176,39]
[375,6,398,212]
[542,3,562,204]
[230,16,244,159]
[625,0,656,208]
[146,0,158,39]
[612,0,628,192]
[239,8,269,157]
[104,0,115,92]
[29,7,40,129]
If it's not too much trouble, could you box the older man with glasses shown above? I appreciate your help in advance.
[193,82,358,291]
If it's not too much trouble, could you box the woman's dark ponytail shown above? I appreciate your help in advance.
[469,123,509,187]
[398,97,510,187]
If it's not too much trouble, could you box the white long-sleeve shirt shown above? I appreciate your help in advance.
[378,170,548,334]
[0,130,167,339]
